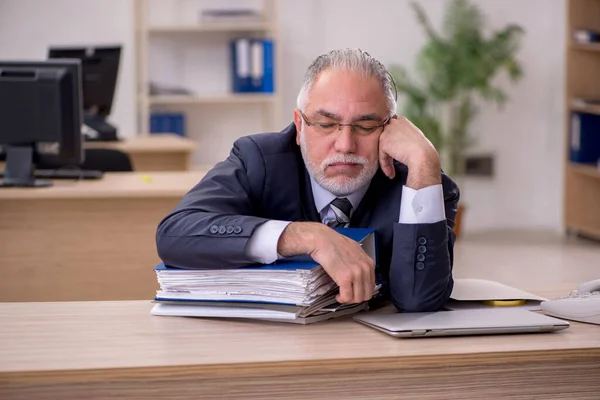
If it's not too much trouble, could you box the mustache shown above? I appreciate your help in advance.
[320,154,369,171]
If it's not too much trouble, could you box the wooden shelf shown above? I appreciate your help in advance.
[148,94,277,106]
[566,224,600,240]
[570,102,600,115]
[148,22,275,33]
[565,1,600,237]
[570,42,600,52]
[568,163,600,179]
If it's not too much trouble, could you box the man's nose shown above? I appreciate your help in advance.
[333,125,356,153]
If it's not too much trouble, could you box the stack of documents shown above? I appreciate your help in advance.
[151,228,378,324]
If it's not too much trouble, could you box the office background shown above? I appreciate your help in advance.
[2,1,600,397]
[0,0,566,235]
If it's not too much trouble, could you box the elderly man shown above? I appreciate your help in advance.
[156,48,459,312]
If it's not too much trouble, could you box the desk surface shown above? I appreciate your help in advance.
[85,134,198,153]
[1,292,599,374]
[0,170,207,200]
[1,291,599,399]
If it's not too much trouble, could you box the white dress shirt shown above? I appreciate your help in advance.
[245,177,446,264]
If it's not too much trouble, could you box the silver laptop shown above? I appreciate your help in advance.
[353,308,570,338]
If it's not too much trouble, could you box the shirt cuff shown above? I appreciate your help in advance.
[398,184,446,224]
[245,220,292,264]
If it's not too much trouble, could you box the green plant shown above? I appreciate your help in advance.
[390,0,524,176]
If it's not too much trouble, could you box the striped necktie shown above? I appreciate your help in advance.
[327,198,353,228]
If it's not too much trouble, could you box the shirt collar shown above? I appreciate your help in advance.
[309,175,370,214]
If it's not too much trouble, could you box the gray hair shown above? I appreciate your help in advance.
[296,48,397,116]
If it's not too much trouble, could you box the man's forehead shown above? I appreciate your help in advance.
[305,70,387,116]
[309,108,382,121]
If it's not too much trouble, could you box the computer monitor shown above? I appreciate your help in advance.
[48,46,121,141]
[0,60,84,187]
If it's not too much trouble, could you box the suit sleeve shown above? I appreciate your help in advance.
[156,136,271,269]
[388,173,460,312]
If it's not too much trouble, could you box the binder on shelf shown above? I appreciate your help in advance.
[569,112,600,164]
[231,38,252,93]
[150,113,185,136]
[151,228,378,324]
[260,39,274,93]
[231,38,274,93]
[250,39,264,92]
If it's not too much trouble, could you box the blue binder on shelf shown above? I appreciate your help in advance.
[261,39,274,93]
[230,38,252,93]
[150,113,185,137]
[231,37,274,93]
[570,112,600,164]
[248,39,274,93]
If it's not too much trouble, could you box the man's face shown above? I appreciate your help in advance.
[294,69,389,196]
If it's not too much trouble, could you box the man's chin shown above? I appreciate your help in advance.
[318,176,367,196]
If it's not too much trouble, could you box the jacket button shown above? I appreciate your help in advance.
[233,226,242,234]
[218,226,226,234]
[416,262,425,270]
[417,253,425,262]
[209,225,219,234]
[226,226,234,234]
[418,245,427,254]
[418,237,427,245]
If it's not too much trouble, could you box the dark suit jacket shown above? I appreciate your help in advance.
[156,123,460,312]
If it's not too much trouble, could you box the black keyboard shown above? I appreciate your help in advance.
[34,169,103,180]
[0,169,103,180]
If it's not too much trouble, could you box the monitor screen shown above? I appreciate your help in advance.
[0,60,83,186]
[49,46,120,117]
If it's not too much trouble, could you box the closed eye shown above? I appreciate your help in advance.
[317,123,336,129]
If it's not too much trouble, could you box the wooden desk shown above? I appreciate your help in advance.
[85,134,198,171]
[0,295,598,400]
[0,171,206,302]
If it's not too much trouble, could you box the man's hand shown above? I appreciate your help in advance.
[277,222,375,304]
[378,116,442,189]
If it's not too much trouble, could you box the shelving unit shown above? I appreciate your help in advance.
[565,0,600,239]
[133,0,282,165]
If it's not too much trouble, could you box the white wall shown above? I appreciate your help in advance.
[0,0,566,234]
[0,0,137,137]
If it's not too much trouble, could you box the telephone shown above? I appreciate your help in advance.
[540,279,600,325]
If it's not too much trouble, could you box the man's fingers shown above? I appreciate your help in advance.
[352,276,364,303]
[363,260,375,301]
[336,279,353,304]
[362,272,372,302]
[378,147,395,179]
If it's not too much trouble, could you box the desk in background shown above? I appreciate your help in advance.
[85,134,198,171]
[0,170,207,302]
[0,290,598,400]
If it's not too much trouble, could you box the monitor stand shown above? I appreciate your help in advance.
[0,146,52,188]
[83,113,118,142]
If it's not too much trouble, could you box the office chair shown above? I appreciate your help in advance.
[31,148,133,180]
[80,148,133,172]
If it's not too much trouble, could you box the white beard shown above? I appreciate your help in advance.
[299,127,379,196]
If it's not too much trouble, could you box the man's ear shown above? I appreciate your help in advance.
[293,109,302,146]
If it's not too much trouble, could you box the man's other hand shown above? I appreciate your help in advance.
[277,222,375,304]
[378,116,442,189]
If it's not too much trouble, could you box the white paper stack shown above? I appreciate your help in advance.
[151,228,378,324]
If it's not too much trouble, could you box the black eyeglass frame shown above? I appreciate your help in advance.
[299,111,392,135]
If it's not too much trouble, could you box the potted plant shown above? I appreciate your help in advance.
[390,0,524,237]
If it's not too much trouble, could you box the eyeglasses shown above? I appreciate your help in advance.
[300,111,391,136]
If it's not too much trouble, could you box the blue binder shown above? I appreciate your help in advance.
[230,38,252,93]
[570,112,600,163]
[261,39,274,93]
[150,113,185,136]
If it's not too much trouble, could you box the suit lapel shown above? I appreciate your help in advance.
[297,152,321,223]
